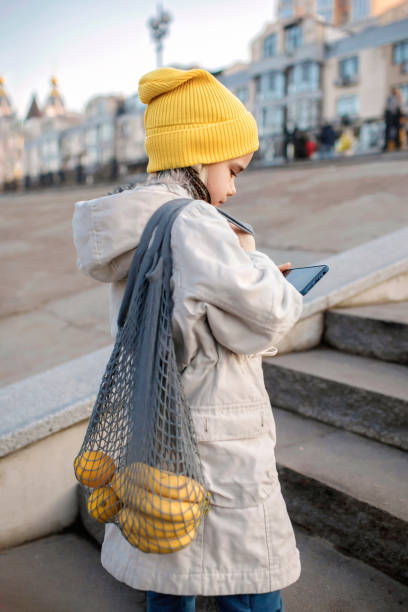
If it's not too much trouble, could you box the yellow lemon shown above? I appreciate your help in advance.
[87,486,120,523]
[74,450,115,488]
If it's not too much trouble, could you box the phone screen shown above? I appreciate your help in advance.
[283,265,329,295]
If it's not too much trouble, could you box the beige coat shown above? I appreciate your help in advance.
[73,181,303,596]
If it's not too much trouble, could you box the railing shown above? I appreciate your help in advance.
[334,75,359,87]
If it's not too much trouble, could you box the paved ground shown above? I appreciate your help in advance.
[2,154,408,607]
[0,526,407,612]
[1,155,408,386]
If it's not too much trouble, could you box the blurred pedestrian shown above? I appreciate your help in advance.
[399,112,407,150]
[383,87,402,151]
[293,128,308,159]
[318,122,336,160]
[395,88,406,150]
[336,116,354,156]
[305,134,317,159]
[283,121,295,162]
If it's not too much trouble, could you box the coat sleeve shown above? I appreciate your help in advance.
[171,202,303,355]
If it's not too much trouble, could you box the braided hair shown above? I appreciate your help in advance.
[155,166,211,203]
[109,166,211,203]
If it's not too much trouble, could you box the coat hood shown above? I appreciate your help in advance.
[73,181,191,283]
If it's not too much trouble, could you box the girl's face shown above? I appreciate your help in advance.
[205,153,253,207]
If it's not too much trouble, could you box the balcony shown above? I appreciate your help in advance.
[334,74,359,87]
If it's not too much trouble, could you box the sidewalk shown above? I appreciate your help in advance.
[0,526,407,612]
[2,155,408,387]
[252,148,408,172]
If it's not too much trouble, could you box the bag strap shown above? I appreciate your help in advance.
[117,198,192,328]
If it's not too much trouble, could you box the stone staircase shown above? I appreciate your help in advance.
[263,301,408,585]
[73,300,408,609]
[324,302,408,365]
[2,223,408,610]
[3,301,407,610]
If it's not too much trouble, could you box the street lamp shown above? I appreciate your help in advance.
[148,4,172,68]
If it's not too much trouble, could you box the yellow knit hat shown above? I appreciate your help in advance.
[138,67,259,173]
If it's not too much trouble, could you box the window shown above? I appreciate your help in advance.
[352,0,370,21]
[236,86,249,104]
[268,72,277,91]
[338,56,359,82]
[255,76,262,96]
[266,71,284,96]
[301,62,311,82]
[393,40,408,64]
[102,146,112,164]
[255,72,285,99]
[120,122,130,138]
[87,149,97,165]
[400,84,408,111]
[279,0,293,19]
[42,138,58,158]
[287,99,320,130]
[287,62,320,93]
[316,0,333,22]
[125,94,145,113]
[101,123,113,142]
[86,128,97,147]
[336,94,359,118]
[285,24,302,52]
[263,34,277,58]
[261,106,284,134]
[98,100,106,115]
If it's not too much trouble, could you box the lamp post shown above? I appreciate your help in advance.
[148,4,172,68]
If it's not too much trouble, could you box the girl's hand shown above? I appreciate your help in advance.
[279,262,291,275]
[229,225,292,271]
[229,224,256,252]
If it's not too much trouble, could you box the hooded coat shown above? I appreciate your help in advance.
[72,179,303,596]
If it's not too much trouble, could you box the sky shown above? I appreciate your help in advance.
[1,0,277,119]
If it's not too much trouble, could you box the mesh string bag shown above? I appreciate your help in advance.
[74,198,210,554]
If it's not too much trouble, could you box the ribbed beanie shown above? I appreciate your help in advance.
[138,67,259,172]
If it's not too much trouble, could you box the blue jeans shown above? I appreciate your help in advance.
[147,590,284,611]
[319,144,334,160]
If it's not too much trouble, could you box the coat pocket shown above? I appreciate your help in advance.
[192,405,279,509]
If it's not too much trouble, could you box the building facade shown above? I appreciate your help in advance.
[19,79,147,189]
[2,4,408,189]
[323,16,408,148]
[221,14,346,159]
[115,93,146,173]
[220,2,408,158]
[0,77,24,189]
[281,0,408,25]
[23,79,84,187]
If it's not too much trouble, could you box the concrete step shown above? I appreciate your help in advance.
[274,407,408,585]
[324,302,408,365]
[77,408,408,586]
[263,347,408,450]
[1,529,407,612]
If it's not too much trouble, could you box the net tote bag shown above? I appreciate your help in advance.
[74,198,210,554]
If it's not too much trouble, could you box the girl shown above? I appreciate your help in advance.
[73,67,303,612]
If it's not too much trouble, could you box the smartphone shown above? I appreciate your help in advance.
[283,265,329,296]
[217,209,255,236]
